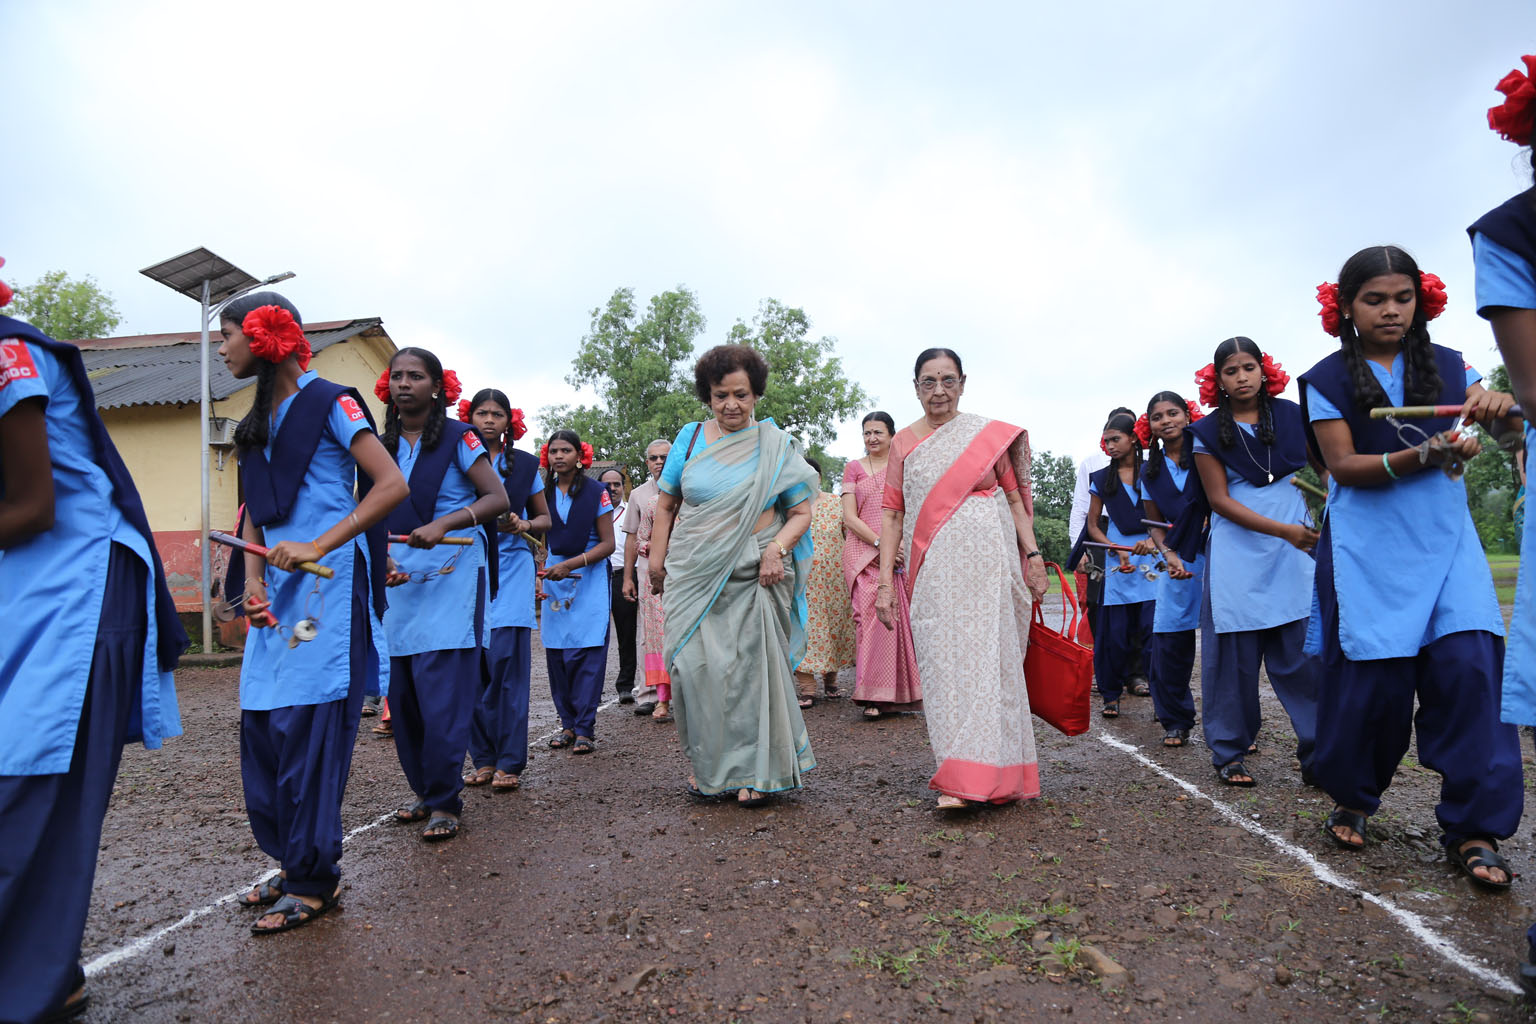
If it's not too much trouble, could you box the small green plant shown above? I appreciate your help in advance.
[1281,919,1301,933]
[992,870,1021,884]
[1047,938,1082,972]
[1180,902,1199,917]
[877,882,910,894]
[1068,813,1085,830]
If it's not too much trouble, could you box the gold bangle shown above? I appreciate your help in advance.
[772,539,789,558]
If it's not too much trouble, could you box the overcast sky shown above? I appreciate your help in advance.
[6,1,1532,465]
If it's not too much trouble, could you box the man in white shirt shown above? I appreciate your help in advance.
[600,469,637,702]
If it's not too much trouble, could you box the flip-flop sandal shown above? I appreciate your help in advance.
[251,891,340,935]
[798,695,816,709]
[1100,701,1119,719]
[1449,840,1515,891]
[1127,678,1151,697]
[393,799,430,824]
[652,710,674,723]
[42,988,90,1022]
[1161,728,1188,748]
[1217,761,1256,787]
[863,707,883,719]
[491,771,520,791]
[371,723,393,738]
[737,790,771,808]
[571,737,595,755]
[548,730,575,749]
[422,816,460,842]
[462,765,496,786]
[1324,807,1368,850]
[238,876,286,907]
[685,783,722,802]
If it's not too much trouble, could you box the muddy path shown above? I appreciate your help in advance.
[76,634,1536,1023]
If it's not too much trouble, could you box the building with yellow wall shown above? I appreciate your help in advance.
[79,318,397,617]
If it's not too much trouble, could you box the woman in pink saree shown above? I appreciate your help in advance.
[875,349,1049,809]
[842,411,923,718]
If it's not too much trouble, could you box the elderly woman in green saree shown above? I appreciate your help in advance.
[647,344,821,807]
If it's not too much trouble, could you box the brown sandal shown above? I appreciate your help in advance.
[491,771,520,791]
[463,765,495,786]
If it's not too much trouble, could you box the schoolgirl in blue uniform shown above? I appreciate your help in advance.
[1302,245,1523,889]
[0,259,185,1023]
[540,429,617,755]
[1188,337,1320,788]
[1133,392,1205,747]
[462,391,550,791]
[1075,411,1156,718]
[377,349,509,841]
[215,292,409,933]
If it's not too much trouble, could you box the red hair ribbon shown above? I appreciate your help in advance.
[1185,399,1203,423]
[1261,354,1289,396]
[441,369,462,405]
[0,257,12,309]
[1194,363,1219,409]
[1316,282,1343,337]
[243,305,311,369]
[538,443,549,469]
[1133,414,1152,448]
[510,408,528,441]
[1489,56,1536,145]
[374,367,392,403]
[457,399,473,423]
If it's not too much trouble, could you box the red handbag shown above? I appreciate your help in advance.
[1024,561,1094,736]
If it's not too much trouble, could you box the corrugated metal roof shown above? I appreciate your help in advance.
[81,318,384,409]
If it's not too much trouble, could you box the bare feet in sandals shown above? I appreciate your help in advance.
[463,765,495,786]
[937,794,969,810]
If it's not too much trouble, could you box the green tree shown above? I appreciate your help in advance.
[726,298,870,475]
[1029,449,1077,567]
[7,269,122,340]
[538,286,706,479]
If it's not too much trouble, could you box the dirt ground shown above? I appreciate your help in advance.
[73,627,1536,1023]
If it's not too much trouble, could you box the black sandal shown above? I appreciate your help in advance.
[1127,677,1151,697]
[1217,761,1255,787]
[422,816,460,842]
[393,799,429,823]
[251,891,340,934]
[548,729,575,749]
[737,789,771,808]
[1101,701,1119,719]
[1162,728,1188,748]
[238,875,286,907]
[1324,807,1368,849]
[571,737,595,755]
[1449,839,1515,891]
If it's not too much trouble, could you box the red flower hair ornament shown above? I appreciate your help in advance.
[1133,414,1152,448]
[1317,272,1447,337]
[1194,363,1219,408]
[0,257,13,309]
[538,443,549,469]
[373,368,392,403]
[538,440,596,469]
[457,399,473,423]
[1489,55,1536,146]
[509,408,528,441]
[440,369,462,405]
[243,305,311,369]
[1195,358,1287,407]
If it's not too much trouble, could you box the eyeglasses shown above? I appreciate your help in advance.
[644,454,668,462]
[916,375,961,393]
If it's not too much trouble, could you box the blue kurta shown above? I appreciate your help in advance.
[1193,426,1314,633]
[539,482,614,649]
[1139,462,1204,633]
[239,371,379,711]
[384,429,490,654]
[1302,360,1501,660]
[1088,475,1158,606]
[488,451,544,631]
[0,337,179,774]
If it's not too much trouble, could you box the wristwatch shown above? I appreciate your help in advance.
[873,536,881,548]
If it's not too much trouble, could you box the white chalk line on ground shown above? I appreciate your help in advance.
[83,698,621,978]
[1096,730,1523,997]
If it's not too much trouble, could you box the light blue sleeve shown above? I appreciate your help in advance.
[326,393,372,448]
[1088,478,1101,497]
[658,423,700,496]
[1473,233,1536,317]
[0,338,51,420]
[1303,381,1343,422]
[1137,479,1149,503]
[530,472,545,495]
[1465,364,1483,390]
[455,431,489,474]
[1192,435,1212,456]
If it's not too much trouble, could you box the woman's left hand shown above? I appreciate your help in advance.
[1025,558,1049,601]
[759,546,786,587]
[1463,388,1517,426]
[266,540,322,572]
[409,522,448,548]
[544,560,573,582]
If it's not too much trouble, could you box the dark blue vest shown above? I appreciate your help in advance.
[0,316,188,670]
[1298,345,1466,462]
[378,418,497,599]
[1187,398,1309,488]
[1066,464,1144,569]
[1141,435,1196,522]
[1469,187,1536,270]
[547,477,605,558]
[501,448,540,517]
[228,377,390,618]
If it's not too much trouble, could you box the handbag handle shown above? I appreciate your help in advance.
[1032,560,1082,641]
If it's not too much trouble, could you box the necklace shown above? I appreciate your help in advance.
[1232,418,1273,484]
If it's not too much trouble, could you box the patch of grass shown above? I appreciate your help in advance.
[953,907,1038,944]
[921,828,965,845]
[1045,938,1082,972]
[877,882,910,894]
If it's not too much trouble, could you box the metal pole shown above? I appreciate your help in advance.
[199,279,213,652]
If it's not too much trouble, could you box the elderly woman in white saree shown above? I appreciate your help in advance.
[876,348,1050,810]
[648,345,820,807]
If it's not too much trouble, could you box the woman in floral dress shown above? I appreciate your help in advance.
[795,458,857,707]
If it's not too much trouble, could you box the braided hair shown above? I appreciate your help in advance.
[544,428,588,498]
[1142,390,1192,480]
[380,347,449,456]
[1333,246,1442,411]
[1213,337,1277,448]
[1098,411,1142,502]
[467,388,514,478]
[226,291,303,453]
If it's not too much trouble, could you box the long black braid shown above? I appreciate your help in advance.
[1212,337,1277,448]
[1099,411,1143,502]
[1142,390,1192,481]
[381,347,449,456]
[543,428,587,498]
[1334,245,1441,411]
[226,290,303,453]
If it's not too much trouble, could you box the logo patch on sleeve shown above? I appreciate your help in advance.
[0,340,40,391]
[339,395,366,422]
[599,490,612,509]
[464,430,483,451]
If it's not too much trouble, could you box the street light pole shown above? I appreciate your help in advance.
[199,279,212,652]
